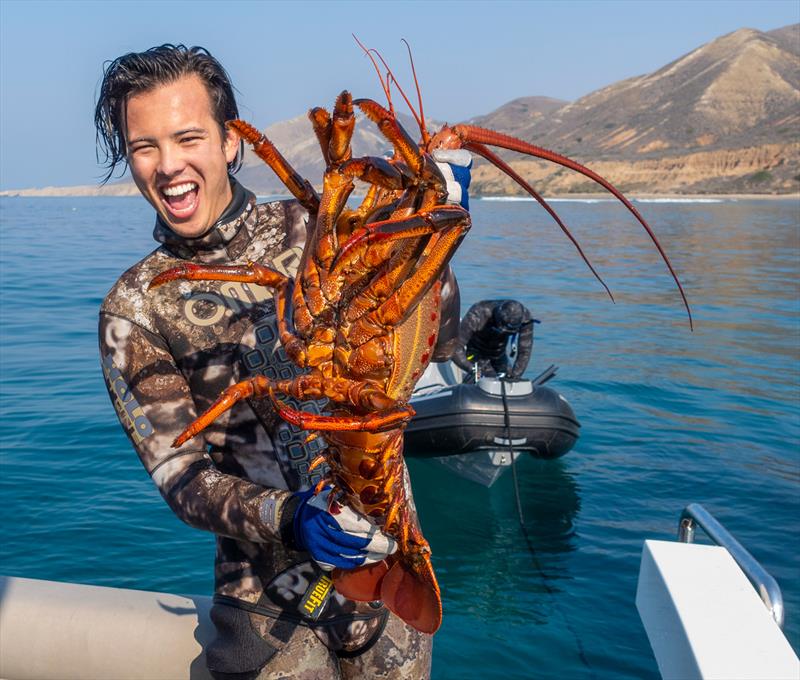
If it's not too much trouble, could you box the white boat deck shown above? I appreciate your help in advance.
[636,539,800,680]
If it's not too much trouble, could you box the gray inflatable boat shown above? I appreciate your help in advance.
[405,362,580,485]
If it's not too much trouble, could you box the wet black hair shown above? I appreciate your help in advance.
[94,44,242,183]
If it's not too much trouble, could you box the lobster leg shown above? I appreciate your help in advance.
[308,106,332,167]
[332,205,467,276]
[276,373,401,413]
[227,120,320,215]
[315,156,409,274]
[364,210,470,327]
[329,91,355,165]
[149,262,309,366]
[355,98,448,211]
[335,183,388,246]
[354,99,424,176]
[173,374,272,447]
[173,372,405,447]
[269,389,414,433]
[148,261,286,289]
[307,91,355,172]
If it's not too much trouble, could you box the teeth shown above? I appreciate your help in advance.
[162,182,197,197]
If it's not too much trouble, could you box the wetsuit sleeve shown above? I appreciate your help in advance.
[451,302,488,373]
[510,320,534,379]
[450,343,473,373]
[99,311,291,544]
[432,266,461,361]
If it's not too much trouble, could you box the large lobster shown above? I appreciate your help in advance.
[149,45,691,636]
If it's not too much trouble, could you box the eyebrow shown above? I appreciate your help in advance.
[127,127,209,145]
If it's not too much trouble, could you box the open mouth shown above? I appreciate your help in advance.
[160,181,199,219]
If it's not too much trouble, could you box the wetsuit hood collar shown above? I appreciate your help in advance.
[152,177,256,259]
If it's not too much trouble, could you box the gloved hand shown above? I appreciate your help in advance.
[433,148,472,210]
[291,487,397,571]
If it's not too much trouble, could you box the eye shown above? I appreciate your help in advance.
[181,135,202,144]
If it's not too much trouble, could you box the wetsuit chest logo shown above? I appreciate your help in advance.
[180,247,302,328]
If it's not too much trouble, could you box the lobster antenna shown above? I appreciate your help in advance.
[368,45,426,137]
[352,34,394,113]
[381,64,394,111]
[465,141,613,302]
[401,38,430,147]
[455,124,693,330]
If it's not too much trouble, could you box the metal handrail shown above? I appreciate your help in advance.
[677,502,784,629]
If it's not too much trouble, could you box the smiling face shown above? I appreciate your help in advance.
[125,74,239,239]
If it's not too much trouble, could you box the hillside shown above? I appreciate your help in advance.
[469,24,799,195]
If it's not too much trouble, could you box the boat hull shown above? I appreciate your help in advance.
[406,378,580,460]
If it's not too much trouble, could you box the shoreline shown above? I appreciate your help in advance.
[1,189,798,201]
[475,192,800,201]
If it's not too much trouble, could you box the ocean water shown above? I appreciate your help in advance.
[1,195,798,678]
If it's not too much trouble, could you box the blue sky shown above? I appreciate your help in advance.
[1,0,797,190]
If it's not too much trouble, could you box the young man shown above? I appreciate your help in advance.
[95,45,466,679]
[451,300,536,382]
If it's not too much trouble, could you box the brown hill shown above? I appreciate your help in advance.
[471,24,800,195]
[467,96,567,133]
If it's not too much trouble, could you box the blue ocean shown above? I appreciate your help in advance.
[1,195,798,678]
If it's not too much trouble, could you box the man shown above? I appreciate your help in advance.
[95,45,467,679]
[451,300,535,382]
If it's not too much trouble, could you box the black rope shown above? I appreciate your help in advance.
[500,379,595,677]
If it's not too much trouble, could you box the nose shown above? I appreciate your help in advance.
[156,142,187,178]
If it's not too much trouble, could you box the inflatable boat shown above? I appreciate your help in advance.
[405,361,580,485]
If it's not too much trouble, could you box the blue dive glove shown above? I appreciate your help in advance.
[291,487,397,571]
[433,148,472,210]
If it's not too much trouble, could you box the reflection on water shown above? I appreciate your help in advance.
[1,196,798,679]
[409,455,581,625]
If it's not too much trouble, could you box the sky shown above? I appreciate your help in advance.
[0,0,798,191]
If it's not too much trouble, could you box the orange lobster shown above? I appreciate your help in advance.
[150,90,467,635]
[149,45,691,636]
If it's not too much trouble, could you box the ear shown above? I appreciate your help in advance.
[223,124,239,164]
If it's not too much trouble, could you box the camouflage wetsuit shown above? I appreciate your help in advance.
[451,299,534,381]
[99,179,459,679]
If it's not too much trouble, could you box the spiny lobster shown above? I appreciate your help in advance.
[149,41,691,636]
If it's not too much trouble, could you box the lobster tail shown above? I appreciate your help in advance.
[332,553,442,634]
[381,556,442,634]
[332,559,390,602]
